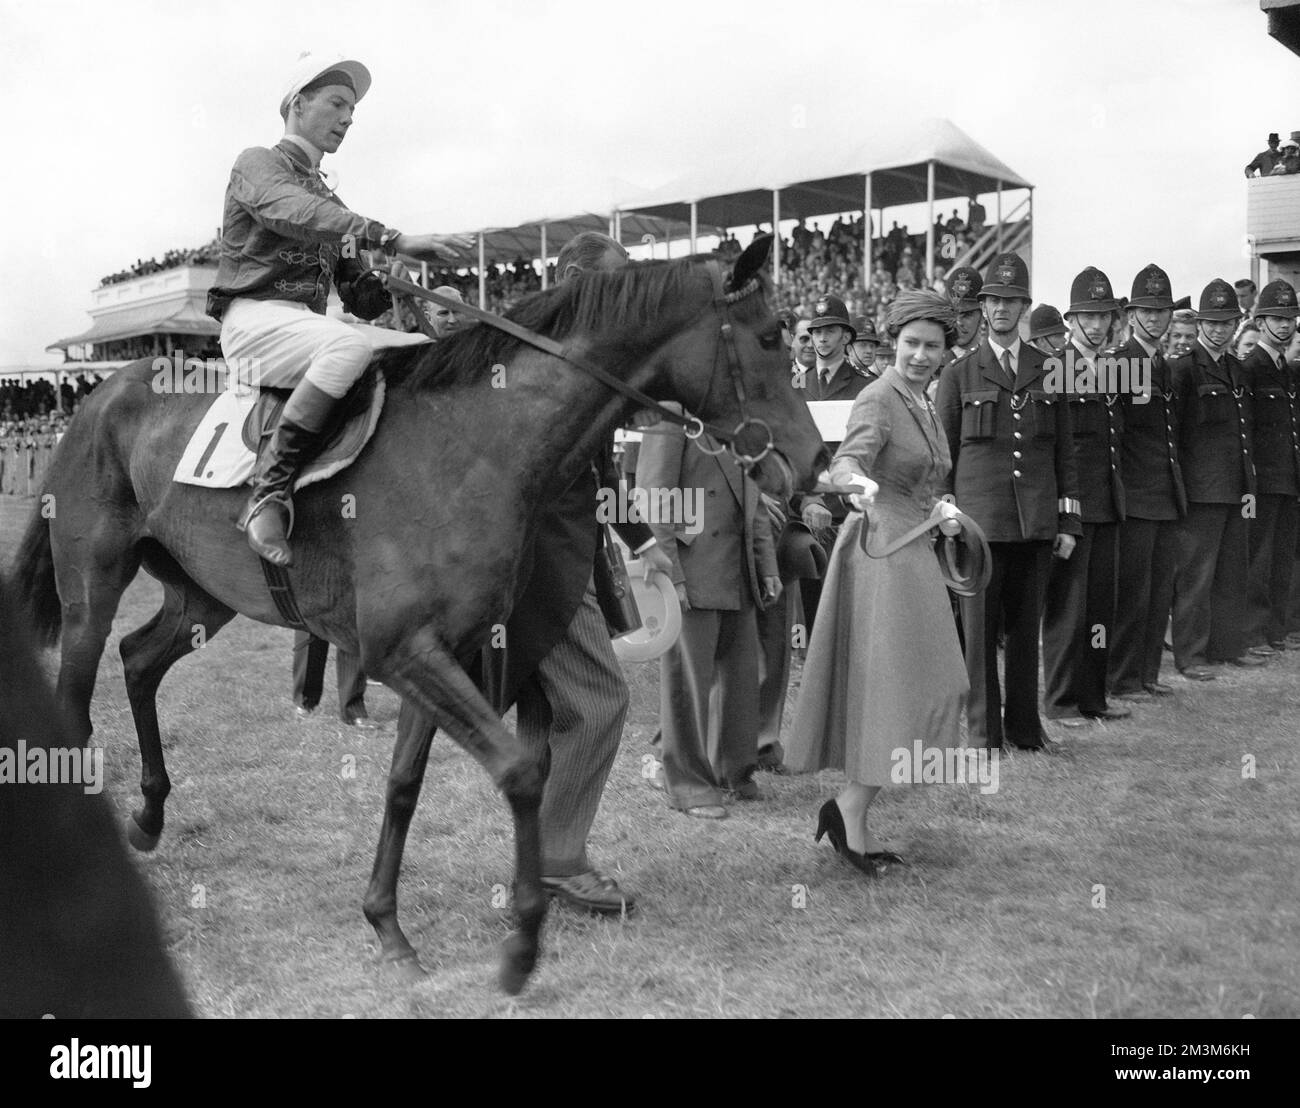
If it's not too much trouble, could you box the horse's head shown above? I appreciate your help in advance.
[652,236,829,501]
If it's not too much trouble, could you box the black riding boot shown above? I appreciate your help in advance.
[238,380,337,566]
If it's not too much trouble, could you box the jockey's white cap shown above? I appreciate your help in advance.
[279,52,371,116]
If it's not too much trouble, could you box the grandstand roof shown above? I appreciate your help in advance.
[47,300,218,351]
[622,118,1032,228]
[443,210,721,266]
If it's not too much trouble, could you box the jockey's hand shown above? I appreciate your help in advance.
[392,233,475,261]
[802,501,832,536]
[638,541,674,581]
[386,258,413,283]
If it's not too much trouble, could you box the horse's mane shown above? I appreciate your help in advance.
[382,255,754,393]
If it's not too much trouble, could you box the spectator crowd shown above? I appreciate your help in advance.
[99,237,222,286]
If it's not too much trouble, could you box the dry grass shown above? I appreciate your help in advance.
[3,495,1298,1018]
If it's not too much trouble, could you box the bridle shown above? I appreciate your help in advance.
[375,259,775,468]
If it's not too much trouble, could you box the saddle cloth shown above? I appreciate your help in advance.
[173,369,385,490]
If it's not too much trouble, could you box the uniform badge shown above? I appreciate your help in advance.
[1210,289,1227,307]
[1281,288,1295,305]
[1091,280,1109,300]
[996,264,1016,284]
[1145,272,1165,295]
[952,276,971,297]
[815,299,828,316]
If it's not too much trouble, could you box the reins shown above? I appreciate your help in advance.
[375,261,775,467]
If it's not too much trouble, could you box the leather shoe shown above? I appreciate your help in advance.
[345,715,378,730]
[1111,690,1155,703]
[1049,714,1093,729]
[682,804,728,820]
[1143,682,1175,696]
[1247,645,1277,657]
[756,745,789,774]
[295,704,317,719]
[1226,654,1267,668]
[1179,666,1217,681]
[726,781,762,801]
[1083,705,1131,721]
[541,870,635,916]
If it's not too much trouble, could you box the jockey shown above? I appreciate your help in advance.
[207,52,469,566]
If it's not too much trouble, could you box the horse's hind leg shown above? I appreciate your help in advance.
[53,521,142,745]
[375,628,545,996]
[120,581,235,851]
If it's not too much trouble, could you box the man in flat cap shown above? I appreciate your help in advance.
[1108,264,1186,701]
[1169,279,1266,678]
[1245,134,1281,178]
[207,52,470,565]
[936,252,1081,752]
[1241,279,1300,655]
[1041,266,1130,728]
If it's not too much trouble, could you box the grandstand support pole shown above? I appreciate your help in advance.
[1026,188,1033,279]
[420,260,429,288]
[996,180,1004,252]
[863,173,872,275]
[478,232,486,309]
[689,202,698,255]
[772,189,781,287]
[540,223,548,290]
[925,160,936,285]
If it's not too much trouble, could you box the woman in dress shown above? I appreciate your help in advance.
[787,290,969,875]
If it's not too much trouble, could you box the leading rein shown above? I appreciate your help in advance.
[375,260,775,467]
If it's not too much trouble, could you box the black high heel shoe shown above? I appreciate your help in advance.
[814,800,879,877]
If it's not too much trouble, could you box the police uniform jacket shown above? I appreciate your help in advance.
[935,338,1083,543]
[795,357,875,521]
[1115,336,1186,519]
[1240,345,1300,496]
[1171,343,1256,504]
[1062,340,1126,523]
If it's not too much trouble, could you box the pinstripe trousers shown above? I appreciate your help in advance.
[515,576,629,877]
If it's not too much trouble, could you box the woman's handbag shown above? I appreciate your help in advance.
[593,525,643,637]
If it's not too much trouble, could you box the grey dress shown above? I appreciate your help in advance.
[787,368,969,785]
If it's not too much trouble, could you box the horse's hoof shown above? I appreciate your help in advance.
[125,816,160,853]
[498,933,539,996]
[380,951,426,983]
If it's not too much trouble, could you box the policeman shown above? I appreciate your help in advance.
[846,316,881,381]
[1027,304,1068,357]
[1241,279,1300,653]
[1108,264,1187,700]
[945,266,984,363]
[935,252,1082,751]
[1042,266,1130,726]
[795,294,873,633]
[1170,278,1265,677]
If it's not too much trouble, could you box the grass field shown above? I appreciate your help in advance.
[3,494,1298,1018]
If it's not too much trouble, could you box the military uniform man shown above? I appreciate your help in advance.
[936,252,1082,751]
[1108,264,1187,700]
[795,295,873,633]
[1170,279,1266,677]
[1027,304,1068,357]
[1242,279,1300,653]
[1042,267,1130,726]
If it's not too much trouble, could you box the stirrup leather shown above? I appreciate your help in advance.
[238,490,295,538]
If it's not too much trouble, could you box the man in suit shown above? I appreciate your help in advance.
[292,631,372,727]
[794,295,874,634]
[1108,264,1187,701]
[1170,279,1267,677]
[478,231,673,915]
[1245,134,1281,177]
[1041,267,1131,727]
[637,408,781,818]
[1241,279,1300,654]
[935,252,1082,751]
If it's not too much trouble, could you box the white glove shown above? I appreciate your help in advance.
[845,474,879,513]
[936,499,961,536]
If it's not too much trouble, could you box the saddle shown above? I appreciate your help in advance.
[173,367,386,491]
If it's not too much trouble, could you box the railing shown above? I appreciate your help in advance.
[944,198,1033,274]
[0,438,60,496]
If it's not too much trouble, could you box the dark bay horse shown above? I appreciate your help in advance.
[10,237,827,993]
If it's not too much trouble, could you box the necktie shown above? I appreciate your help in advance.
[1001,349,1015,388]
[821,367,832,389]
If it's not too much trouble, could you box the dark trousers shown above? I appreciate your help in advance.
[1172,503,1249,669]
[1042,522,1118,716]
[797,524,839,636]
[961,541,1052,750]
[755,587,792,754]
[1291,524,1300,634]
[1109,517,1180,694]
[660,595,760,809]
[292,631,366,720]
[1247,493,1300,647]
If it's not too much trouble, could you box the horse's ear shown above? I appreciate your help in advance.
[727,233,773,292]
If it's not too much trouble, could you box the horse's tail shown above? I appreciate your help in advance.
[10,507,61,646]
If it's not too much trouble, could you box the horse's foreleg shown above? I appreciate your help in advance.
[363,698,437,974]
[377,628,546,996]
[120,584,235,851]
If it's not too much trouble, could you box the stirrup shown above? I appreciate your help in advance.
[238,491,295,538]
